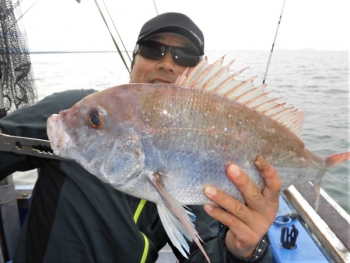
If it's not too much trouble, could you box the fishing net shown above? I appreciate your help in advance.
[0,0,37,114]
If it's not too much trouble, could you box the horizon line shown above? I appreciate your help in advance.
[28,49,348,54]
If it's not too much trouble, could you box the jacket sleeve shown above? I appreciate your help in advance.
[0,89,96,181]
[169,206,272,263]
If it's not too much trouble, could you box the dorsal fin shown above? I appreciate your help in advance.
[191,57,229,89]
[176,58,211,87]
[176,58,304,138]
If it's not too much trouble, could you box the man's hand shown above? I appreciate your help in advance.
[203,156,281,258]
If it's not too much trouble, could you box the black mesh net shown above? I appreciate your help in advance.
[0,0,37,114]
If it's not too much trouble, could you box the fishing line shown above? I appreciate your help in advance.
[100,0,131,63]
[3,0,40,33]
[93,0,130,73]
[153,0,159,15]
[262,0,286,84]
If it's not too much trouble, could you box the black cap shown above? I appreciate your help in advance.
[136,13,204,55]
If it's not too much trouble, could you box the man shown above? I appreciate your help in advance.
[0,13,280,262]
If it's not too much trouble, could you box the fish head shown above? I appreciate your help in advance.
[47,86,145,187]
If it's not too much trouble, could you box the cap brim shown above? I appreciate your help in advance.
[139,32,201,55]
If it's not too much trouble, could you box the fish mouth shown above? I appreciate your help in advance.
[47,114,71,158]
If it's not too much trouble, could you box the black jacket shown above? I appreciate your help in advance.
[0,89,271,263]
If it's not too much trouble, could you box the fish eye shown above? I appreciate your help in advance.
[88,112,104,128]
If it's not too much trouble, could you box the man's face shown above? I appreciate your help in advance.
[130,34,198,84]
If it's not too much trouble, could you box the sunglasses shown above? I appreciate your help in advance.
[136,40,202,67]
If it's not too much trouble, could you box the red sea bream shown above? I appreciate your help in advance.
[47,57,350,262]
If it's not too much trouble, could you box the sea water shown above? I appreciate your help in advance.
[12,50,350,213]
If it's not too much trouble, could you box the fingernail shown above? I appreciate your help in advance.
[204,203,214,212]
[255,156,268,172]
[205,186,217,197]
[255,160,262,170]
[228,164,240,177]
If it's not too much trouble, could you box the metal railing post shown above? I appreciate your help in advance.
[0,176,21,261]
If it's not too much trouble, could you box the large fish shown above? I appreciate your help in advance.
[47,57,350,262]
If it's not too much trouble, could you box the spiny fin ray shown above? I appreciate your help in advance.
[177,58,304,138]
[149,172,210,263]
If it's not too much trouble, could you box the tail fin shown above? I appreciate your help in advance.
[325,152,350,167]
[313,152,350,211]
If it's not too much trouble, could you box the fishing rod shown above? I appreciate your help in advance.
[93,0,131,74]
[100,0,131,63]
[262,0,286,84]
[91,0,160,74]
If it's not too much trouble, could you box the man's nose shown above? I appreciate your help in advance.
[156,50,176,73]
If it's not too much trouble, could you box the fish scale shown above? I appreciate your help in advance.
[140,100,265,202]
[47,57,350,263]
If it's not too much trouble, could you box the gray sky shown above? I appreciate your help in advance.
[18,0,350,52]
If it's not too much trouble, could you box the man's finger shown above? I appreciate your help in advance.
[226,164,266,213]
[203,203,263,258]
[204,186,252,223]
[255,156,282,203]
[203,202,257,244]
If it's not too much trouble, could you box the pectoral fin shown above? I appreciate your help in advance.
[149,172,210,263]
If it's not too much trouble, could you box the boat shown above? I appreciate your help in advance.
[1,180,350,262]
[156,182,350,263]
